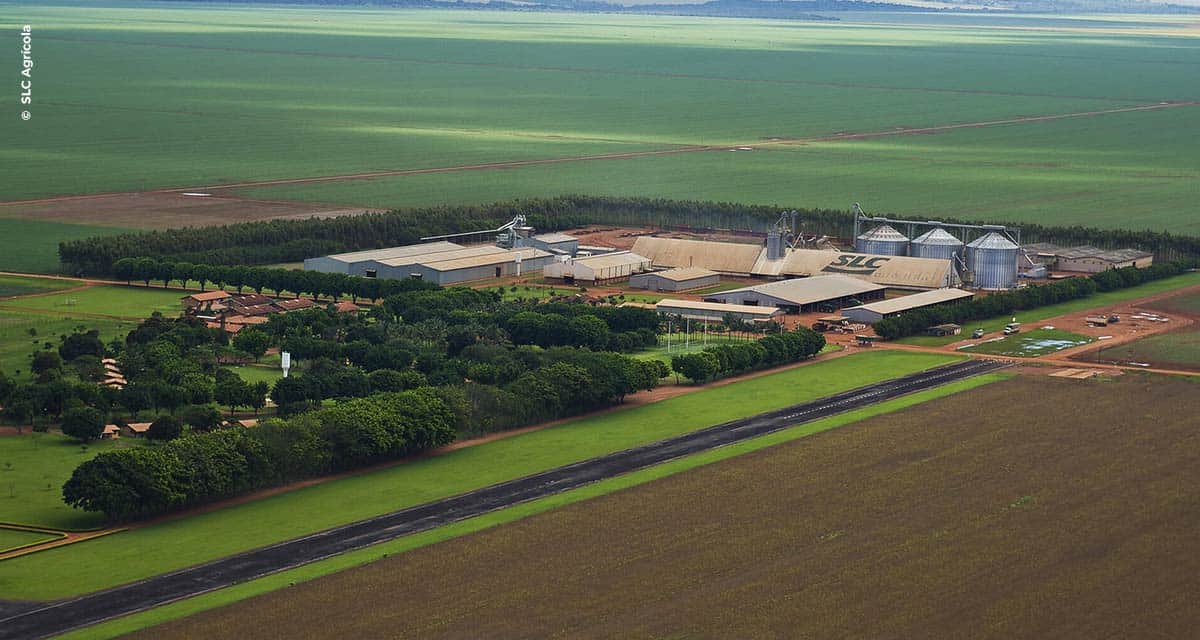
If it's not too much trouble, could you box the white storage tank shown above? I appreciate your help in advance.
[855,225,909,256]
[965,232,1019,290]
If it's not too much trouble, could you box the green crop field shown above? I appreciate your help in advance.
[0,433,143,530]
[958,327,1093,357]
[0,220,130,274]
[0,285,185,319]
[2,6,1198,235]
[58,371,1007,640]
[900,271,1200,346]
[0,350,959,601]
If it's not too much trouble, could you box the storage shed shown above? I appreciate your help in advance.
[704,275,886,314]
[840,288,974,324]
[543,252,652,284]
[628,267,719,292]
[655,299,783,324]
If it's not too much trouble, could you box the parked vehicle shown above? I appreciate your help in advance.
[971,328,985,339]
[1003,322,1021,335]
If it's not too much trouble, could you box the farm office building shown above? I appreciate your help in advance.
[304,241,555,285]
[840,288,975,324]
[704,275,886,314]
[628,267,719,292]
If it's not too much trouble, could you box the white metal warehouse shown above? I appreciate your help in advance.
[628,267,719,292]
[840,288,975,324]
[655,299,783,324]
[543,252,652,284]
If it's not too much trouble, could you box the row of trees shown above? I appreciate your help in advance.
[62,389,456,521]
[671,326,826,383]
[60,196,1196,277]
[113,257,438,301]
[873,261,1196,340]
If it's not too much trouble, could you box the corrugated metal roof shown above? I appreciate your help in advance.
[632,237,762,274]
[422,247,551,272]
[911,228,963,247]
[379,245,506,267]
[773,250,956,289]
[713,275,884,306]
[843,288,973,316]
[857,225,909,242]
[967,232,1018,250]
[325,241,463,263]
[571,251,651,270]
[534,232,578,244]
[647,267,718,282]
[656,299,782,317]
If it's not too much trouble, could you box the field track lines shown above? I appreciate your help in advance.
[36,35,1180,103]
[4,101,1195,207]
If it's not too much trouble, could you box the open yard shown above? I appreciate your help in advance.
[0,528,58,553]
[135,373,1200,640]
[0,350,958,601]
[1080,289,1200,370]
[0,275,79,299]
[0,311,135,379]
[900,271,1200,346]
[958,327,1093,357]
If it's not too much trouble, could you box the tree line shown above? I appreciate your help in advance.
[670,326,826,383]
[872,260,1197,340]
[60,196,1198,277]
[62,389,456,521]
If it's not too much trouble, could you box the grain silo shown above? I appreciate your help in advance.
[855,225,909,256]
[910,227,964,261]
[965,232,1019,290]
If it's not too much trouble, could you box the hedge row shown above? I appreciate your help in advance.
[670,326,826,383]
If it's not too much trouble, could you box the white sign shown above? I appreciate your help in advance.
[280,351,291,378]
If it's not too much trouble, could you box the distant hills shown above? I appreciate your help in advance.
[157,0,1200,17]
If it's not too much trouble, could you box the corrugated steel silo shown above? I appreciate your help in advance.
[965,232,1019,290]
[855,225,909,256]
[909,227,963,261]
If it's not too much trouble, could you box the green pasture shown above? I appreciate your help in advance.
[4,6,1199,232]
[900,271,1200,347]
[0,311,135,378]
[1150,291,1200,314]
[0,433,142,531]
[59,370,1008,640]
[0,350,959,600]
[222,364,283,387]
[0,285,184,319]
[0,220,128,274]
[958,327,1093,357]
[0,275,77,298]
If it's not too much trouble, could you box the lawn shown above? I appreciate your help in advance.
[59,371,1005,640]
[4,6,1198,233]
[0,350,960,600]
[0,528,58,553]
[0,275,79,298]
[957,327,1093,357]
[0,285,185,319]
[0,433,142,531]
[0,311,136,379]
[223,364,283,387]
[482,285,578,302]
[900,272,1200,346]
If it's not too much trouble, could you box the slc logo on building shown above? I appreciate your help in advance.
[821,254,891,275]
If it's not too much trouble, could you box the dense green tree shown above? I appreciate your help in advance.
[60,406,105,442]
[147,414,184,441]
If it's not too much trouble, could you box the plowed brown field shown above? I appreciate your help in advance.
[135,374,1200,640]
